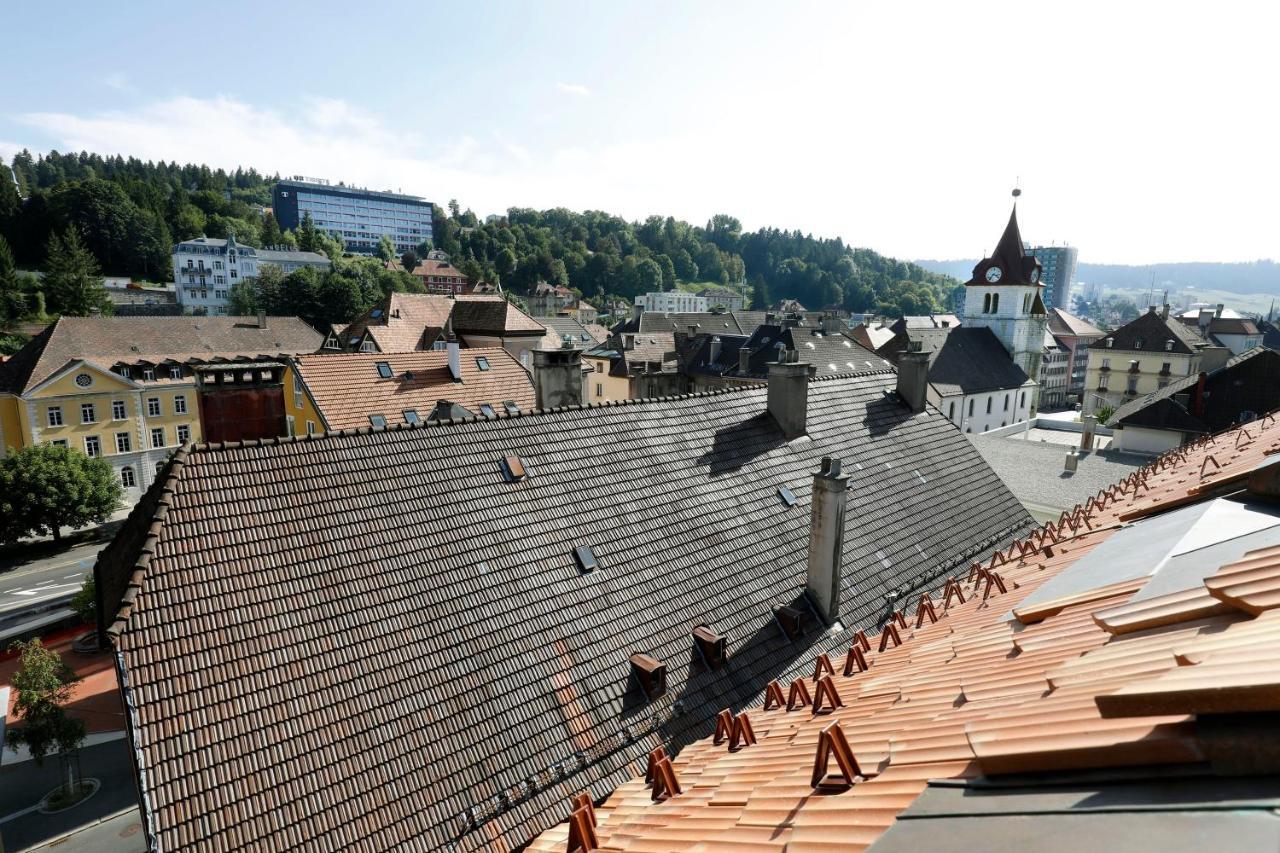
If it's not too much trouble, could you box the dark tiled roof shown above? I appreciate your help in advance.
[539,317,603,348]
[1111,348,1280,433]
[684,326,889,379]
[293,349,536,431]
[450,295,546,335]
[924,327,1033,396]
[620,312,744,335]
[529,415,1280,852]
[1090,310,1204,355]
[0,316,323,395]
[98,373,1033,852]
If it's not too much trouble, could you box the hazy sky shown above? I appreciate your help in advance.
[2,1,1276,264]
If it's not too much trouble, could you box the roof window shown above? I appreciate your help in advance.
[479,403,497,418]
[573,545,599,573]
[476,356,491,371]
[778,486,797,507]
[403,410,421,424]
[501,455,527,482]
[376,361,393,378]
[369,414,387,428]
[503,400,520,415]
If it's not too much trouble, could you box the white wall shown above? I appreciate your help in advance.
[935,387,1034,434]
[1115,425,1184,455]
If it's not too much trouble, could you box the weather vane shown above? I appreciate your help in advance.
[1012,177,1021,199]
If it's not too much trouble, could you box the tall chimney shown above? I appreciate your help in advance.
[708,336,722,365]
[1080,414,1097,450]
[738,345,751,374]
[1161,303,1170,320]
[896,341,929,414]
[1215,303,1224,319]
[767,349,814,439]
[447,338,462,382]
[257,310,267,329]
[533,344,584,409]
[806,457,849,623]
[821,313,841,334]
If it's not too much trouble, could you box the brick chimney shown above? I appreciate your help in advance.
[896,341,929,414]
[768,349,815,439]
[806,457,849,622]
[533,343,584,409]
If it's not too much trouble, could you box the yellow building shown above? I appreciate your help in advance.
[1082,307,1208,417]
[0,316,322,499]
[581,332,680,402]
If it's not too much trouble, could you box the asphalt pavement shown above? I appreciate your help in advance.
[0,738,141,852]
[0,517,125,633]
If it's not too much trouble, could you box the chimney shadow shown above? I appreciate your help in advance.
[861,393,914,437]
[697,412,786,476]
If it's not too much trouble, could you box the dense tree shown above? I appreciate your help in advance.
[43,229,111,317]
[399,250,418,273]
[375,234,396,262]
[259,211,283,248]
[297,211,319,253]
[0,444,122,543]
[0,235,32,323]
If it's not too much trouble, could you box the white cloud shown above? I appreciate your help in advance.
[555,82,590,97]
[103,72,134,93]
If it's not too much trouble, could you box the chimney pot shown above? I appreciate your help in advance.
[806,457,850,622]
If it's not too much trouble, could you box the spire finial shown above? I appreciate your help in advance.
[1012,177,1021,200]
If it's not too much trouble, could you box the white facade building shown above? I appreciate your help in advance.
[173,234,331,315]
[635,291,709,313]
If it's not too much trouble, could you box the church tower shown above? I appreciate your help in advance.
[961,193,1048,383]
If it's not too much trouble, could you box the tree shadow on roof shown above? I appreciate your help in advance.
[697,412,787,476]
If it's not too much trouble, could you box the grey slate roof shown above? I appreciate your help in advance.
[96,372,1033,852]
[905,327,1033,396]
[684,326,889,379]
[539,316,604,348]
[1089,309,1204,355]
[969,432,1145,515]
[626,312,744,335]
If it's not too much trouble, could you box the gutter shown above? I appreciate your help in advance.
[115,649,159,853]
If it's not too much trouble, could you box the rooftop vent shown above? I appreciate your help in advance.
[629,652,667,699]
[574,545,599,573]
[775,605,806,639]
[501,455,527,482]
[1165,339,1174,351]
[692,625,727,670]
[1106,337,1114,348]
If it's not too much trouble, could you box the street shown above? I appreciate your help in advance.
[0,522,120,636]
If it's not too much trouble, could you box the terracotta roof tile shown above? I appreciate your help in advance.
[293,348,535,431]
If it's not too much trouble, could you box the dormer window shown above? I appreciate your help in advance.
[143,368,155,381]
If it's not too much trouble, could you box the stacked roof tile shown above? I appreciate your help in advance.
[96,368,1033,851]
[292,348,536,431]
[529,410,1280,852]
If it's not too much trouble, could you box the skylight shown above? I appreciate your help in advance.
[369,414,387,428]
[479,403,497,418]
[778,486,797,507]
[574,545,599,573]
[376,361,393,378]
[403,410,421,424]
[476,357,491,371]
[503,400,520,415]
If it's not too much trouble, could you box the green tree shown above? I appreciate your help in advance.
[375,234,396,262]
[70,575,96,624]
[0,234,30,323]
[634,258,663,293]
[5,639,86,794]
[227,279,260,315]
[0,444,123,543]
[0,332,30,355]
[399,250,418,273]
[259,211,283,248]
[297,212,319,253]
[495,247,517,281]
[43,229,111,316]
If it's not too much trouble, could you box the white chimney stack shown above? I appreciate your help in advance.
[767,349,814,440]
[806,457,849,622]
[447,339,462,381]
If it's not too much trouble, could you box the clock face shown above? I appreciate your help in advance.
[1031,268,1041,284]
[985,267,1003,283]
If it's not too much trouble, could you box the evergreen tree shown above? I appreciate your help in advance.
[297,212,319,253]
[43,229,111,316]
[259,211,283,248]
[0,235,29,323]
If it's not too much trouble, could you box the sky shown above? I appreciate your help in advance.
[1,0,1277,265]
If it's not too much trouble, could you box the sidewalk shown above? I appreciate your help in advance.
[0,737,140,852]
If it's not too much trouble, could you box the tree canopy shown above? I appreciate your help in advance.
[4,639,86,766]
[0,444,123,543]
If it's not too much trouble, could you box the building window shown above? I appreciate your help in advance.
[81,403,97,424]
[376,361,394,379]
[200,290,207,299]
[370,414,387,428]
[986,397,992,414]
[174,395,187,414]
[176,424,190,443]
[143,368,155,381]
[230,270,237,280]
[120,466,136,488]
[403,410,421,424]
[1020,392,1026,408]
[147,397,161,417]
[1126,376,1138,394]
[151,427,165,447]
[155,460,165,474]
[169,366,182,379]
[991,294,999,313]
[84,435,101,457]
[306,420,316,435]
[112,400,127,420]
[948,401,955,420]
[51,439,68,448]
[47,406,63,427]
[120,366,131,379]
[1004,394,1009,411]
[115,432,132,453]
[479,404,496,418]
[968,398,974,416]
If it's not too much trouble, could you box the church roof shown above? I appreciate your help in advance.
[966,205,1043,288]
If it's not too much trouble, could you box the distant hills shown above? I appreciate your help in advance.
[915,258,1280,297]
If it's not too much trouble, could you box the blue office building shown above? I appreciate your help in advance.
[1031,245,1079,311]
[272,177,433,256]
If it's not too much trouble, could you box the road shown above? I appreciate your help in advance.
[0,539,112,626]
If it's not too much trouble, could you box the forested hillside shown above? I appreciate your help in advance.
[1,149,959,319]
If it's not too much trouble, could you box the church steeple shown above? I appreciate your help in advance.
[966,194,1042,288]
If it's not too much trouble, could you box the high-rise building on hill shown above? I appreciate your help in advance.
[271,177,433,256]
